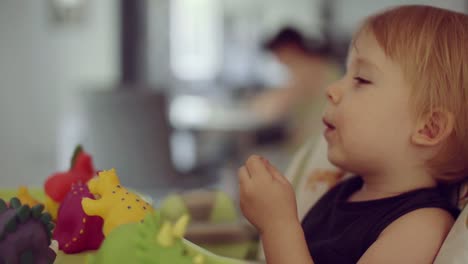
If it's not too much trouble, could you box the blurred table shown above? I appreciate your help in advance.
[169,95,275,132]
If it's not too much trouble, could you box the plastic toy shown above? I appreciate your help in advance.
[88,212,247,264]
[0,197,56,263]
[16,186,41,208]
[44,145,95,219]
[82,168,154,236]
[53,182,104,254]
[160,191,257,259]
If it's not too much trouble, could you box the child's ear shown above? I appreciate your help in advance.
[411,110,454,146]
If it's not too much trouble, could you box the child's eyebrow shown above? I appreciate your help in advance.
[356,57,382,74]
[347,43,382,74]
[345,56,381,75]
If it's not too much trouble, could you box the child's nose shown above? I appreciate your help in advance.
[325,80,341,104]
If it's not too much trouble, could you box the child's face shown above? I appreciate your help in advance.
[323,31,416,175]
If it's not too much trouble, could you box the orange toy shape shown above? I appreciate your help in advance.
[17,186,41,207]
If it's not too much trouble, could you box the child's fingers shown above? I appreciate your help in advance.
[238,166,251,186]
[245,155,273,181]
[264,159,289,185]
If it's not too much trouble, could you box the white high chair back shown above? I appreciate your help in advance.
[434,185,468,264]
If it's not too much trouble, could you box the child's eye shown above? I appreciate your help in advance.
[353,77,372,85]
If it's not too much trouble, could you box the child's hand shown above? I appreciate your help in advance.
[238,155,299,234]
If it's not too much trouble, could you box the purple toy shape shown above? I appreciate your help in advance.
[0,197,56,264]
[53,182,104,254]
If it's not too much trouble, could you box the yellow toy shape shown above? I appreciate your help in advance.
[156,214,190,247]
[81,168,154,236]
[17,186,41,207]
[44,195,59,220]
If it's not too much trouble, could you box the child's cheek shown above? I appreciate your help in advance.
[334,109,346,131]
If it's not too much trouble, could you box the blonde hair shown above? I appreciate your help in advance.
[355,5,468,182]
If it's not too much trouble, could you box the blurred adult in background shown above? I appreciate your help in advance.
[250,27,341,152]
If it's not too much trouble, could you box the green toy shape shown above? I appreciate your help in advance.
[88,212,250,264]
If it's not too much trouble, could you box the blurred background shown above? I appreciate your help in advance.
[0,0,467,199]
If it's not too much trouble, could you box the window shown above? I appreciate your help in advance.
[170,0,222,81]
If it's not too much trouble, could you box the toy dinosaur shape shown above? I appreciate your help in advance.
[53,182,104,254]
[0,197,56,264]
[82,168,154,236]
[44,145,95,219]
[88,212,248,264]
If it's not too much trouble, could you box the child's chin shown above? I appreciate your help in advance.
[327,152,346,169]
[327,153,359,173]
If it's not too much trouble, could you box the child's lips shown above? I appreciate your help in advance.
[323,118,336,130]
[323,118,336,137]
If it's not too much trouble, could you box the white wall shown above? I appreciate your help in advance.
[0,0,118,187]
[223,0,322,37]
[333,0,466,37]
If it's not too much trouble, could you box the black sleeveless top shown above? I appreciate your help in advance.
[301,176,459,264]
